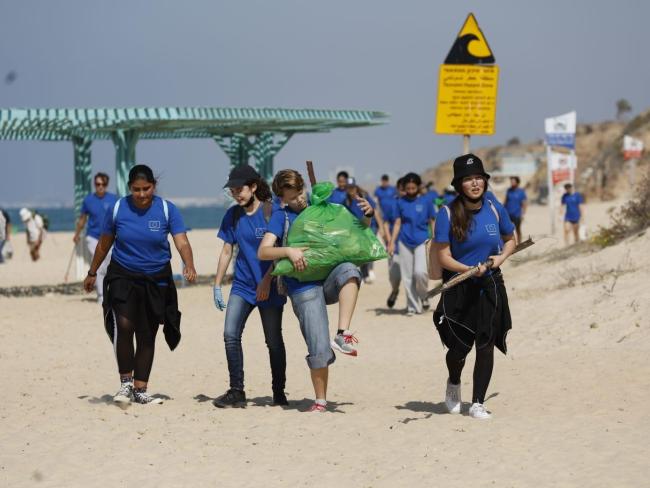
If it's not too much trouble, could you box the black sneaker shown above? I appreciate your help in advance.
[212,389,246,408]
[272,391,289,406]
[387,289,399,308]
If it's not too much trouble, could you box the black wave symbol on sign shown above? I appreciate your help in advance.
[444,34,495,64]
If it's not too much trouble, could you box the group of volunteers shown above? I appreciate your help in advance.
[78,153,531,419]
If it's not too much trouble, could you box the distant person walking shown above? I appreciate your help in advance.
[0,208,12,263]
[83,164,197,406]
[212,165,288,408]
[382,177,404,308]
[19,208,45,262]
[373,174,397,217]
[73,172,119,303]
[432,154,516,420]
[561,183,584,245]
[388,172,436,316]
[503,176,527,243]
[328,170,349,205]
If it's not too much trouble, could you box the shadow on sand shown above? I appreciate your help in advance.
[195,393,352,413]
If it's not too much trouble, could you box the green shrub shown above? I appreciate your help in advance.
[592,169,650,247]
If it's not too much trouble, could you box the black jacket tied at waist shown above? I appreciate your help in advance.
[102,260,182,350]
[433,269,511,355]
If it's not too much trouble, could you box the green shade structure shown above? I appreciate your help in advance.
[0,106,388,209]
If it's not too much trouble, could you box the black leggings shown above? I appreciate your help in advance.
[111,285,159,382]
[446,338,495,404]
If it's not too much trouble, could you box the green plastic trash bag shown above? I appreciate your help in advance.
[272,182,388,282]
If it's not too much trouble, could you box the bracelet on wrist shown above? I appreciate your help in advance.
[87,270,97,277]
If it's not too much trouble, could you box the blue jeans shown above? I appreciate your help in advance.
[290,263,361,369]
[223,293,286,392]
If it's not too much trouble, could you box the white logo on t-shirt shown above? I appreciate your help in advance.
[485,224,497,235]
[255,228,265,238]
[415,204,423,212]
[148,220,161,231]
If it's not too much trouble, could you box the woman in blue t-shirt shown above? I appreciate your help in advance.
[83,164,197,406]
[432,154,516,420]
[388,172,436,316]
[561,183,584,245]
[211,165,288,408]
[258,169,365,413]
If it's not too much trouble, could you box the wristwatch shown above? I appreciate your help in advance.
[87,270,97,277]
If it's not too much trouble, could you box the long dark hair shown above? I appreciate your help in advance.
[402,172,422,197]
[449,177,488,242]
[246,177,272,202]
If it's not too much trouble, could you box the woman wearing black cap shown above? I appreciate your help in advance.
[432,154,516,419]
[83,164,197,405]
[212,165,288,408]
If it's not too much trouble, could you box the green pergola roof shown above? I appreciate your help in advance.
[0,107,388,141]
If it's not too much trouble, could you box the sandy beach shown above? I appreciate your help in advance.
[1,200,649,487]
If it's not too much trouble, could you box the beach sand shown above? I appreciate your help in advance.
[1,200,649,487]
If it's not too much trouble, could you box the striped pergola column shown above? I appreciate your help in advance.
[72,136,92,218]
[112,129,139,196]
[213,133,251,168]
[249,132,292,180]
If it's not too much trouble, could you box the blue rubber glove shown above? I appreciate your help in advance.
[213,286,226,311]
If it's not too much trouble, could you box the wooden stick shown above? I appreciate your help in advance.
[63,244,76,283]
[306,160,316,186]
[426,237,535,298]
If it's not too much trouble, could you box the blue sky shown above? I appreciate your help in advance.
[1,0,648,205]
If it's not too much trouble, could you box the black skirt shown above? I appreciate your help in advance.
[433,269,511,355]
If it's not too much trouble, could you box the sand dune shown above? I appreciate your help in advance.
[1,200,648,487]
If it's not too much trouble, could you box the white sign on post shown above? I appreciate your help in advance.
[623,135,643,160]
[545,111,577,149]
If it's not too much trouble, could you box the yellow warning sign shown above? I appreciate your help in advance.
[435,13,499,135]
[435,65,499,135]
[444,13,495,64]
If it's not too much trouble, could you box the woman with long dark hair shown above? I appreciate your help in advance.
[432,154,515,419]
[212,165,288,408]
[84,164,197,405]
[388,172,436,316]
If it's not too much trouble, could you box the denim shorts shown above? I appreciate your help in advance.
[290,263,361,369]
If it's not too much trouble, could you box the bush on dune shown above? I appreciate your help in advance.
[593,169,650,247]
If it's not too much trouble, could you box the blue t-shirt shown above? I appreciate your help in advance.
[218,204,286,308]
[266,207,322,296]
[434,198,515,268]
[344,194,378,233]
[328,188,347,205]
[102,196,186,275]
[81,192,119,239]
[504,188,527,219]
[561,192,583,222]
[374,185,397,214]
[442,193,456,206]
[396,195,436,249]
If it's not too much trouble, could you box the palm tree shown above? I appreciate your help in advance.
[616,99,632,121]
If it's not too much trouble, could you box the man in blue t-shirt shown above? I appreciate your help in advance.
[561,183,584,245]
[503,176,528,243]
[73,172,119,302]
[374,174,397,216]
[328,170,349,205]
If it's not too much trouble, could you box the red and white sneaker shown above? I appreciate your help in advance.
[307,402,327,413]
[331,331,358,356]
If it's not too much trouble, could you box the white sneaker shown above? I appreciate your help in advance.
[444,380,461,414]
[330,331,358,356]
[469,402,491,419]
[113,382,133,405]
[368,270,376,282]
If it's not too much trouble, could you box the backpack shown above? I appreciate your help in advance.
[231,200,273,230]
[426,200,500,280]
[112,197,169,228]
[32,210,50,231]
